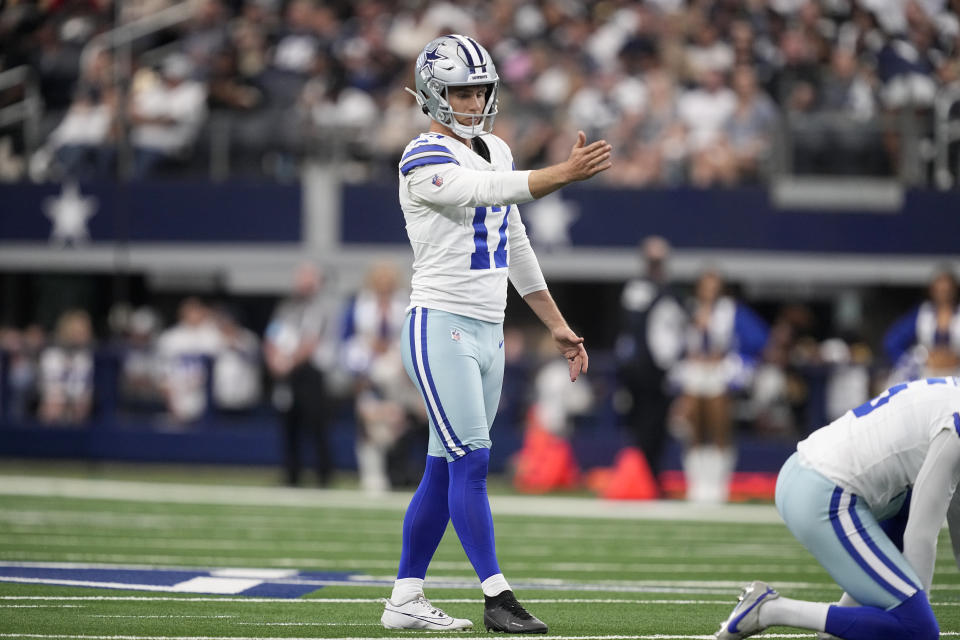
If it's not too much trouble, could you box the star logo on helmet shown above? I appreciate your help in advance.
[422,45,447,74]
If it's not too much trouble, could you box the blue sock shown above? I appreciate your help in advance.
[447,447,501,581]
[397,455,450,579]
[825,591,939,640]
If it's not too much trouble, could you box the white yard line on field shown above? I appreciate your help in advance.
[2,634,960,640]
[0,475,783,523]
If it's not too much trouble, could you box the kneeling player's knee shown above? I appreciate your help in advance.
[913,612,939,640]
[893,592,938,640]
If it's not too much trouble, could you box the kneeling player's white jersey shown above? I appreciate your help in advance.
[798,376,960,510]
[398,132,547,323]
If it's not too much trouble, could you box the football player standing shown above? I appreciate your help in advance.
[379,34,611,633]
[716,376,960,640]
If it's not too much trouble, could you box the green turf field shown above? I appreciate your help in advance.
[0,469,957,639]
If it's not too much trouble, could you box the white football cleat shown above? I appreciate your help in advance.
[381,594,474,631]
[716,581,779,640]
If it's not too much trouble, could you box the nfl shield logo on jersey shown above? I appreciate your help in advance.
[431,174,443,187]
[450,328,461,342]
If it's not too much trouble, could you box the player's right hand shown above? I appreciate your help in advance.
[566,130,612,181]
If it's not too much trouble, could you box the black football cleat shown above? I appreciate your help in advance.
[483,590,548,634]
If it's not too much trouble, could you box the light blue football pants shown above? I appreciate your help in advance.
[776,452,924,610]
[401,307,504,461]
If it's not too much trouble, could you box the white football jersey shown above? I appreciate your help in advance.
[798,376,960,510]
[398,131,546,323]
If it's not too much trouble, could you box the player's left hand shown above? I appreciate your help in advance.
[553,327,588,382]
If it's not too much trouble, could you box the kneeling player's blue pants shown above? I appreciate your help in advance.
[777,453,938,640]
[397,449,501,582]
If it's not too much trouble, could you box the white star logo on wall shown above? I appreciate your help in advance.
[523,192,579,252]
[43,182,98,246]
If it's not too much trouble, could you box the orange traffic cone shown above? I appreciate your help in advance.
[512,406,580,493]
[600,446,659,500]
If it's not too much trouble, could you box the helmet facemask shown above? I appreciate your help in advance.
[432,81,498,139]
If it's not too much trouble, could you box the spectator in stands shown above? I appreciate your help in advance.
[128,53,208,179]
[38,309,94,425]
[46,83,118,181]
[721,64,779,184]
[877,2,942,177]
[678,67,737,187]
[341,262,420,493]
[684,21,734,83]
[258,0,322,108]
[884,266,960,383]
[178,0,229,78]
[623,67,686,186]
[212,306,262,413]
[670,269,769,503]
[207,46,263,112]
[156,297,222,424]
[264,262,336,487]
[615,236,687,489]
[813,47,883,175]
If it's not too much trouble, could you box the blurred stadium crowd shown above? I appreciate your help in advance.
[0,0,958,183]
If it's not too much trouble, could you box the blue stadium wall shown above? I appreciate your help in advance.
[1,181,959,253]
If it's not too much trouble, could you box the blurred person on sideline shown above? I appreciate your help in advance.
[614,236,687,489]
[0,325,45,422]
[38,309,94,425]
[884,266,960,383]
[117,306,165,414]
[380,34,610,634]
[715,377,958,640]
[156,297,222,424]
[341,262,424,493]
[264,262,336,487]
[212,306,262,413]
[128,53,208,179]
[670,270,768,503]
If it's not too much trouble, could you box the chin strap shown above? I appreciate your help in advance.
[405,86,429,115]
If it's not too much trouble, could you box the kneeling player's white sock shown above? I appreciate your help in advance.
[481,573,511,598]
[759,596,829,631]
[391,577,424,604]
[836,591,859,607]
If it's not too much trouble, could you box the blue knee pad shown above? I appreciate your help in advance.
[825,591,938,640]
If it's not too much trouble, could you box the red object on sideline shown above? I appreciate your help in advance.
[512,408,580,493]
[599,446,659,500]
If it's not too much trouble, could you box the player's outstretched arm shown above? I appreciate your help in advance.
[528,131,612,199]
[522,289,588,382]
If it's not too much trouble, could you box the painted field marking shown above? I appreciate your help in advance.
[2,634,960,640]
[0,605,83,608]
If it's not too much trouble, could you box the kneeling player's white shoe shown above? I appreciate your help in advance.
[715,581,779,640]
[381,594,474,631]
